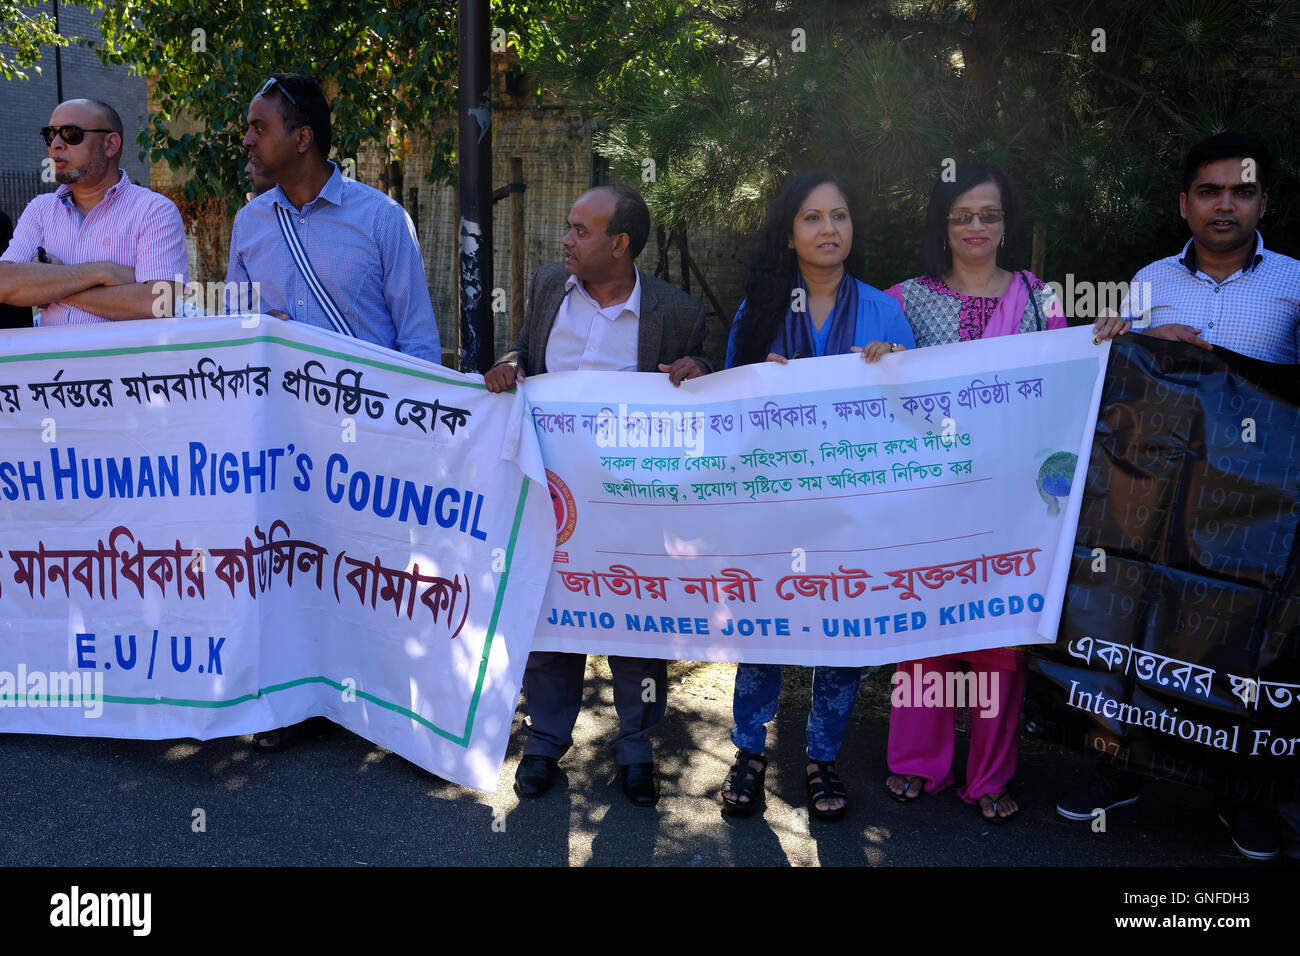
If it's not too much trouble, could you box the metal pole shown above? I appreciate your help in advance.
[53,0,64,103]
[508,156,525,343]
[457,0,492,372]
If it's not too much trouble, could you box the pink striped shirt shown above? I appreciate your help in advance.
[0,170,188,326]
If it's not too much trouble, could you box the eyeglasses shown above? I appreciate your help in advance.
[946,208,1005,226]
[39,125,114,146]
[257,77,298,107]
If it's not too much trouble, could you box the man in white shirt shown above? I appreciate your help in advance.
[485,184,711,805]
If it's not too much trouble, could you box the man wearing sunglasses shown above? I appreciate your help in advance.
[0,99,188,325]
[225,74,440,362]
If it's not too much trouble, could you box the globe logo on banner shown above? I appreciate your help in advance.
[547,469,577,547]
[1037,451,1078,516]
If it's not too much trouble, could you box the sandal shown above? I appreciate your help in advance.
[977,790,1018,825]
[721,749,767,817]
[806,760,848,823]
[885,774,925,803]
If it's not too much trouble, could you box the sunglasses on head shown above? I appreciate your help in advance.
[257,77,298,107]
[40,125,114,147]
[946,208,1005,226]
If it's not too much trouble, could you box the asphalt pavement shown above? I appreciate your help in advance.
[0,660,1264,867]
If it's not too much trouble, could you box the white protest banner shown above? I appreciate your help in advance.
[0,317,552,791]
[524,325,1109,664]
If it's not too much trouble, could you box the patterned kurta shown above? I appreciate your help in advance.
[894,272,1062,346]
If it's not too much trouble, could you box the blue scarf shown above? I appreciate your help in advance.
[771,271,859,359]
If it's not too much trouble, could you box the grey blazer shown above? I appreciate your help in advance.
[493,262,712,376]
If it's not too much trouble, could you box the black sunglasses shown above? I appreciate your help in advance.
[257,77,298,107]
[946,208,1005,226]
[40,125,114,147]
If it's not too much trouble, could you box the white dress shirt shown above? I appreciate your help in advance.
[544,271,641,372]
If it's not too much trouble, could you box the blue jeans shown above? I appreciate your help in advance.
[730,663,862,762]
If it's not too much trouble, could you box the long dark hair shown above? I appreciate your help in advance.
[731,170,866,367]
[919,163,1019,279]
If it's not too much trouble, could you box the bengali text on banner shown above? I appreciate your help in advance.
[0,317,554,791]
[524,326,1110,665]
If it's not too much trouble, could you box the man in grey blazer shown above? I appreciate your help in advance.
[485,184,711,805]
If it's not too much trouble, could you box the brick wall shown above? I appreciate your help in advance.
[0,1,150,205]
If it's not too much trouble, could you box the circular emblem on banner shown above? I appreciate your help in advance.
[547,469,577,547]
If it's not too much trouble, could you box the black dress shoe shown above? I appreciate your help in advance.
[620,762,659,807]
[514,755,558,798]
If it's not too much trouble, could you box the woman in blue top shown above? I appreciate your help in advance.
[721,170,916,822]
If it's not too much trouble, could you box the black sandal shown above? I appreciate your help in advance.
[721,749,767,817]
[806,761,848,822]
[976,790,1018,825]
[885,774,925,803]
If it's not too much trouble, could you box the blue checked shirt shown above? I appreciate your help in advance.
[226,162,441,362]
[1120,233,1300,364]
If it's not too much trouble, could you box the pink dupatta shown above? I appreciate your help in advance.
[980,271,1066,339]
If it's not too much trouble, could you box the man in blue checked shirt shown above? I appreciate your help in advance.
[1059,131,1298,861]
[226,74,442,364]
[227,74,441,753]
[1118,131,1300,364]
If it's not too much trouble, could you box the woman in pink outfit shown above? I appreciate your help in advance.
[883,163,1072,822]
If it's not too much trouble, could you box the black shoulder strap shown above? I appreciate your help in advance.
[1020,271,1044,332]
[275,203,356,337]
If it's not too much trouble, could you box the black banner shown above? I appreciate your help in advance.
[1027,335,1300,804]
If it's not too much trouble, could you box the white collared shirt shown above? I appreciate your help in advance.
[544,271,641,372]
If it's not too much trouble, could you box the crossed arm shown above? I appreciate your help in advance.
[0,259,133,306]
[0,259,180,321]
[60,277,184,320]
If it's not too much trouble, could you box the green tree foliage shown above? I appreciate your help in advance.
[92,0,461,212]
[512,0,1300,289]
[7,0,1297,288]
[1,0,68,80]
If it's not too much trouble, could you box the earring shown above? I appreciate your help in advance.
[999,235,1005,248]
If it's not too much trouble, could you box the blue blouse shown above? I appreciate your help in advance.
[724,278,916,369]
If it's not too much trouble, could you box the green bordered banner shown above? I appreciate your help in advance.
[0,316,553,791]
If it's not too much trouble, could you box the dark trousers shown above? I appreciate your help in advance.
[521,651,667,765]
